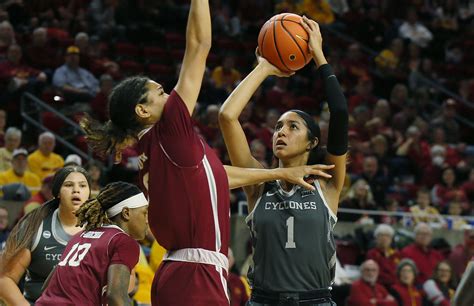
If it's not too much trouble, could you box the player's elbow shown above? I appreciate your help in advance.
[187,38,212,54]
[218,108,236,124]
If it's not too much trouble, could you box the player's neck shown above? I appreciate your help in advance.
[115,219,130,236]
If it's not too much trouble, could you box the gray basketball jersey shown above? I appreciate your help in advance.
[24,208,71,303]
[246,180,337,292]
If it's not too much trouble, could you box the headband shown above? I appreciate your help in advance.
[106,192,148,218]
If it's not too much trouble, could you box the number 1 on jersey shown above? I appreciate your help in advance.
[285,216,296,248]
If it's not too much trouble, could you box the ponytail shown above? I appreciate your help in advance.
[76,198,112,231]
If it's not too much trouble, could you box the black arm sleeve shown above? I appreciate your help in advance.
[319,64,348,156]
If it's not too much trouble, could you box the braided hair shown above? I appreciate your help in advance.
[76,182,143,231]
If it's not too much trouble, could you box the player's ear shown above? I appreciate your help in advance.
[121,207,131,221]
[135,103,150,119]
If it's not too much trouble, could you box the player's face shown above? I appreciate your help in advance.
[140,81,169,125]
[272,112,315,163]
[58,172,90,214]
[128,205,148,240]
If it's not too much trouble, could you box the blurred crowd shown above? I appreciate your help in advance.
[0,0,473,305]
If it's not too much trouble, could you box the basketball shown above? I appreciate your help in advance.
[258,13,312,73]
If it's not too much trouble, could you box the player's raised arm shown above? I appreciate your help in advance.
[174,0,212,115]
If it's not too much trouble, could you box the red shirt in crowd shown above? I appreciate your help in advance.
[366,247,402,287]
[391,282,423,306]
[401,243,444,285]
[346,279,398,306]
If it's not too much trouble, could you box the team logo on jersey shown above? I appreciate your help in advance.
[301,190,315,198]
[43,230,51,239]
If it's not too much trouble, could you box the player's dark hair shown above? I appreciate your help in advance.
[76,182,142,231]
[1,166,91,272]
[80,76,150,161]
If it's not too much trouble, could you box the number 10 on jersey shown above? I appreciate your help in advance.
[285,216,296,248]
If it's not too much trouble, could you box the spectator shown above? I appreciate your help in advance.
[390,259,423,306]
[346,259,397,306]
[449,229,474,279]
[430,99,460,144]
[339,178,376,222]
[431,167,467,209]
[396,125,432,175]
[85,160,104,198]
[348,75,377,112]
[296,0,335,25]
[52,45,99,102]
[22,175,53,215]
[361,155,389,205]
[211,56,241,94]
[398,8,433,48]
[64,154,82,167]
[256,109,280,150]
[249,139,268,168]
[0,21,15,56]
[401,223,444,285]
[423,261,457,306]
[0,206,9,249]
[0,148,41,195]
[375,38,404,76]
[409,188,444,226]
[0,127,21,172]
[366,224,402,288]
[27,132,65,180]
[445,201,468,230]
[228,248,250,306]
[90,74,113,122]
[24,27,59,70]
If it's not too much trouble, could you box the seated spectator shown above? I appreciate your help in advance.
[361,155,389,205]
[0,206,9,249]
[390,259,423,306]
[389,84,410,114]
[64,154,82,167]
[398,8,433,48]
[401,223,444,285]
[90,74,113,122]
[461,168,474,202]
[0,149,41,195]
[211,56,241,94]
[409,188,445,226]
[346,259,397,306]
[22,175,53,215]
[366,224,402,288]
[296,0,334,25]
[423,261,457,306]
[348,75,377,112]
[0,127,21,172]
[85,160,104,198]
[431,167,467,209]
[256,109,280,151]
[340,43,369,86]
[228,248,250,306]
[449,229,474,280]
[445,201,468,230]
[52,45,99,102]
[0,21,15,56]
[24,27,60,70]
[339,178,376,222]
[375,38,404,76]
[430,99,461,144]
[27,132,65,180]
[396,125,432,174]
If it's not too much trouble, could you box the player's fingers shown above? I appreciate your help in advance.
[302,16,317,31]
[311,164,335,170]
[300,17,312,33]
[309,169,332,179]
[255,47,261,58]
[298,179,316,190]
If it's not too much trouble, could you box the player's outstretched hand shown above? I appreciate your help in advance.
[255,47,294,78]
[300,16,323,55]
[280,164,334,190]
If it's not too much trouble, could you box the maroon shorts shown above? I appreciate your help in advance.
[151,261,229,306]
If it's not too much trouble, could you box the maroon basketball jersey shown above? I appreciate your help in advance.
[36,225,139,306]
[137,90,229,256]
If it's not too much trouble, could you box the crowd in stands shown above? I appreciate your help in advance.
[0,0,473,305]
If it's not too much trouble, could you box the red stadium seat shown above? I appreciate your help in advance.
[115,42,141,59]
[41,112,65,134]
[143,46,170,63]
[119,60,145,76]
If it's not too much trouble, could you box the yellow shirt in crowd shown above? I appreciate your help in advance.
[297,0,335,25]
[0,168,41,195]
[27,149,64,180]
[0,148,13,172]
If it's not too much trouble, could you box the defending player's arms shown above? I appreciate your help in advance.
[224,164,334,190]
[106,264,133,306]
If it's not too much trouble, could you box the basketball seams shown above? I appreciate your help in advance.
[272,17,291,72]
[273,19,309,43]
[259,26,269,60]
[280,16,308,64]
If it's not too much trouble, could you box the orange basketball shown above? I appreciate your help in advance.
[258,13,312,73]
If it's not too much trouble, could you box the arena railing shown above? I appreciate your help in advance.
[20,92,92,161]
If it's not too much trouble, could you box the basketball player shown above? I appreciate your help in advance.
[0,166,91,305]
[37,182,148,305]
[219,17,348,305]
[80,1,333,305]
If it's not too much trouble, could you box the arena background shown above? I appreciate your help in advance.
[0,0,473,305]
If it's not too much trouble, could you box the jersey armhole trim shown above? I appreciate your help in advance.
[158,138,205,169]
[52,209,68,246]
[106,232,129,259]
[30,221,43,252]
[315,180,338,224]
[245,186,264,225]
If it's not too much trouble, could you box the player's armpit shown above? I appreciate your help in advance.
[106,264,133,306]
